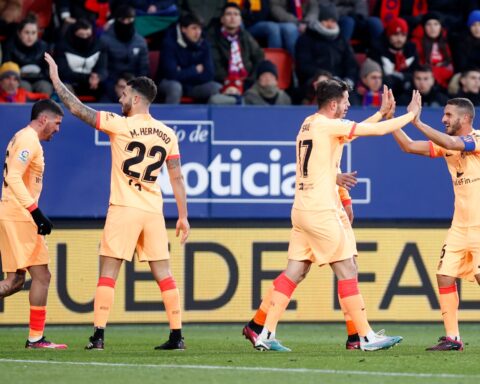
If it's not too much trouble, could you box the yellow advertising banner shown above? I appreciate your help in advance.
[1,226,480,324]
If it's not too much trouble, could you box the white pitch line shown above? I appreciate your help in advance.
[0,359,478,379]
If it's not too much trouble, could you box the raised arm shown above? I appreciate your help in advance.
[361,86,393,124]
[44,53,98,128]
[166,157,190,245]
[413,118,468,151]
[391,129,431,156]
[351,90,421,136]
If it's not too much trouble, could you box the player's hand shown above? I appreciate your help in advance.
[407,90,422,118]
[44,52,60,83]
[176,217,190,245]
[336,171,357,190]
[30,207,53,235]
[379,85,392,118]
[344,203,354,224]
[386,89,396,119]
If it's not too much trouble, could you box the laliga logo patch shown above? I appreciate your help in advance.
[18,149,30,163]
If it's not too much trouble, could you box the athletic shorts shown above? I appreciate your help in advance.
[437,225,480,282]
[99,205,170,262]
[288,208,355,266]
[0,220,49,272]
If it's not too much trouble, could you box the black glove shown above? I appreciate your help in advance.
[30,207,53,235]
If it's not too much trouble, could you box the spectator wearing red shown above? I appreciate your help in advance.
[412,12,453,89]
[369,17,418,97]
[0,61,48,103]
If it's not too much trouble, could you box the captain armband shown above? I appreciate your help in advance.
[460,135,476,152]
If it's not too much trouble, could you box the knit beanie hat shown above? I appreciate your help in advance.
[318,4,339,22]
[360,58,382,79]
[467,10,480,28]
[0,62,21,80]
[385,17,408,37]
[256,60,278,79]
[422,11,443,27]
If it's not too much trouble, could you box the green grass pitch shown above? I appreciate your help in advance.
[1,323,479,384]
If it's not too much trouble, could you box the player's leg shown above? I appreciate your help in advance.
[427,227,466,351]
[149,259,185,350]
[85,255,123,350]
[330,258,402,351]
[0,269,26,298]
[25,264,67,349]
[254,259,310,352]
[243,263,312,346]
[86,206,141,350]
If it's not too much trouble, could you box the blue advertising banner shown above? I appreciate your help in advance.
[0,104,455,219]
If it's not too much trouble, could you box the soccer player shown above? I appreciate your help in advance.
[0,99,67,349]
[45,53,190,350]
[392,98,480,351]
[245,79,421,352]
[243,85,397,351]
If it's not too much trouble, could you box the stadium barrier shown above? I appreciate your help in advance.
[0,104,460,220]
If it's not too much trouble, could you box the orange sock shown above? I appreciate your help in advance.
[263,273,297,334]
[158,276,182,330]
[94,277,115,328]
[339,295,357,336]
[439,284,459,338]
[29,305,46,341]
[253,284,275,326]
[338,278,371,337]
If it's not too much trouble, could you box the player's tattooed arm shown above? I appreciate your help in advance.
[44,52,97,128]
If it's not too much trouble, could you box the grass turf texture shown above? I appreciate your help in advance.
[1,323,479,384]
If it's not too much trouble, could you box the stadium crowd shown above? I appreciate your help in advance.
[0,0,480,106]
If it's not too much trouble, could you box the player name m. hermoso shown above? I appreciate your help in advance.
[129,127,171,144]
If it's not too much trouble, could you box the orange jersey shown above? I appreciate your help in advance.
[293,113,355,211]
[96,111,180,214]
[429,129,480,227]
[0,126,43,221]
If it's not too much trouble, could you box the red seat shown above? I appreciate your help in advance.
[263,48,293,90]
[148,50,160,81]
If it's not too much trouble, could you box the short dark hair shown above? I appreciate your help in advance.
[114,4,135,19]
[31,99,64,120]
[72,18,92,32]
[447,98,475,121]
[180,13,203,28]
[316,78,349,109]
[414,64,433,74]
[18,13,38,32]
[127,76,157,104]
[221,2,241,16]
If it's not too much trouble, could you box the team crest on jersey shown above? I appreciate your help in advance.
[18,149,30,163]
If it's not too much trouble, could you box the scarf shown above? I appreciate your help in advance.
[391,49,407,71]
[221,27,248,94]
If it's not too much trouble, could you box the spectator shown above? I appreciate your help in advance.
[399,65,448,106]
[56,0,110,33]
[244,59,291,105]
[54,19,107,101]
[208,2,264,105]
[351,58,383,107]
[453,69,480,106]
[3,15,52,96]
[100,5,149,101]
[0,61,48,102]
[301,69,332,105]
[453,10,480,73]
[369,17,418,97]
[412,12,453,89]
[232,0,291,54]
[269,0,319,56]
[295,5,357,94]
[158,14,220,104]
[318,0,383,44]
[0,0,22,39]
